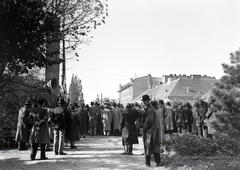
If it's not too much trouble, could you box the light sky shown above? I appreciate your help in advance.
[65,0,240,105]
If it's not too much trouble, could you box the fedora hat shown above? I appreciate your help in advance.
[142,95,151,101]
[24,100,32,105]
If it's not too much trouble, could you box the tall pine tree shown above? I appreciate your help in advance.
[212,49,240,113]
[210,48,240,138]
[68,74,84,106]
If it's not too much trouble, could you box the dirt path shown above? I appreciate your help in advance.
[0,136,169,170]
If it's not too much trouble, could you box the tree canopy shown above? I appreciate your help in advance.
[211,49,240,113]
[0,0,107,77]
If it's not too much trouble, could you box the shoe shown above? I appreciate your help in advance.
[145,163,150,167]
[83,136,86,138]
[30,154,35,160]
[156,162,164,166]
[55,152,58,155]
[70,146,77,149]
[41,157,48,160]
[127,152,133,155]
[19,148,28,151]
[59,152,67,155]
[121,152,127,155]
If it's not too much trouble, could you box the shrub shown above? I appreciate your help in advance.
[163,133,240,156]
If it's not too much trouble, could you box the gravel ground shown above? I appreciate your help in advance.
[0,136,169,170]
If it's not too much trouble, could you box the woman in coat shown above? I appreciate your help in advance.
[165,101,176,134]
[151,100,166,144]
[28,98,50,160]
[15,99,32,150]
[66,105,81,148]
[100,103,112,136]
[111,102,121,136]
[119,103,140,155]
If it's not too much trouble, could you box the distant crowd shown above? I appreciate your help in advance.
[15,95,216,167]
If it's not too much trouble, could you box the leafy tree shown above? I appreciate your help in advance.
[68,74,84,105]
[0,0,107,85]
[0,71,44,130]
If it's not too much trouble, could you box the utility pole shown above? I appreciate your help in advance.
[61,33,67,96]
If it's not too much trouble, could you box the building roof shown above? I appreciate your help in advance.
[168,78,218,98]
[132,78,218,103]
[132,85,162,102]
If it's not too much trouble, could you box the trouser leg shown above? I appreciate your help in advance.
[129,145,132,153]
[59,129,65,153]
[90,127,93,135]
[19,142,26,150]
[93,127,97,136]
[40,144,46,159]
[145,155,151,166]
[198,126,203,136]
[53,130,59,154]
[187,124,192,133]
[153,153,161,164]
[203,126,208,138]
[177,127,182,133]
[70,141,75,147]
[31,143,38,160]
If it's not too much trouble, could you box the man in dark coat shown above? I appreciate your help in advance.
[88,102,100,135]
[142,95,163,167]
[119,103,140,155]
[196,100,207,136]
[15,99,32,150]
[182,103,193,133]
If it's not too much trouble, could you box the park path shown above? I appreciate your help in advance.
[0,136,169,170]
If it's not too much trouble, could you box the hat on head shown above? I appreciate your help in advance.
[126,103,132,109]
[58,97,65,105]
[142,95,151,101]
[24,100,32,105]
[151,100,158,107]
[73,103,79,107]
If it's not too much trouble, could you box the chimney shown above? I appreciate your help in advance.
[168,77,172,84]
[148,74,152,89]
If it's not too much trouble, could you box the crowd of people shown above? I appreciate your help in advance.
[14,94,216,167]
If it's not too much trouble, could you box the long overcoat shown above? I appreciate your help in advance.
[79,108,88,134]
[111,107,121,130]
[15,106,31,143]
[165,106,176,131]
[66,109,81,141]
[156,106,166,144]
[28,107,50,144]
[88,106,100,128]
[100,108,112,131]
[175,107,184,127]
[142,103,160,155]
[196,105,207,127]
[191,107,199,134]
[119,108,139,145]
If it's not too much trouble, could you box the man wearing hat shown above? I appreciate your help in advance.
[142,95,163,167]
[15,99,32,150]
[52,97,68,155]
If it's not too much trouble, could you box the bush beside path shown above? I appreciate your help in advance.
[1,135,240,170]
